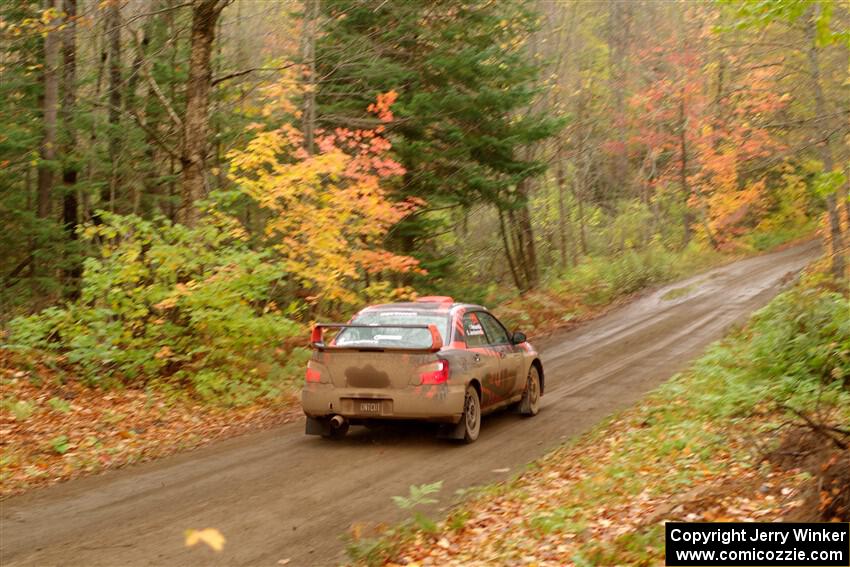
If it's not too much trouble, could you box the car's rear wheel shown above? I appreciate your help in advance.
[520,365,541,416]
[462,385,481,443]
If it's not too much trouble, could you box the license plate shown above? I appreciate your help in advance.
[358,401,382,414]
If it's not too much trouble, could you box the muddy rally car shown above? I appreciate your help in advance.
[301,296,543,443]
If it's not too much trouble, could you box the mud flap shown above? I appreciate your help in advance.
[437,418,466,440]
[305,416,331,436]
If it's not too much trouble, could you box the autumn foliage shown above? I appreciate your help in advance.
[624,8,789,249]
[229,91,421,305]
[9,92,420,404]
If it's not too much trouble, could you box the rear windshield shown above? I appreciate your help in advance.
[335,310,450,349]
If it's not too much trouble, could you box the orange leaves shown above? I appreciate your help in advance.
[228,92,421,306]
[625,22,789,245]
[367,89,399,122]
[353,250,426,275]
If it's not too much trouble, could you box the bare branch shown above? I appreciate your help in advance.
[131,29,183,130]
[212,64,299,86]
[780,404,849,451]
[122,2,193,27]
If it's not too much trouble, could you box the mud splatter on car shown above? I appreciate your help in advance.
[301,296,543,443]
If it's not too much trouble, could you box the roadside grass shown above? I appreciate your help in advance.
[345,264,849,566]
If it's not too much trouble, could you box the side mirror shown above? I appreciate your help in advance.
[511,331,527,345]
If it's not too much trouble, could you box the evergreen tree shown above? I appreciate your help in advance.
[314,0,561,287]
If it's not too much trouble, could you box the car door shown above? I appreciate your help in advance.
[461,311,503,408]
[477,311,525,399]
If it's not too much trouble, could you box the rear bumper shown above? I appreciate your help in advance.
[301,382,465,423]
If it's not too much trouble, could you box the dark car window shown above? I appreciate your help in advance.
[462,312,488,348]
[477,312,510,345]
[336,310,449,348]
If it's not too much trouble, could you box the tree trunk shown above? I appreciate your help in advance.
[570,174,587,256]
[104,0,121,213]
[61,0,81,297]
[842,163,850,229]
[128,17,157,215]
[167,7,179,222]
[607,0,631,198]
[805,8,846,279]
[503,179,539,292]
[83,15,107,224]
[179,0,227,227]
[555,157,574,267]
[515,199,539,288]
[498,208,523,292]
[678,89,693,247]
[37,0,60,221]
[572,89,589,258]
[301,0,318,154]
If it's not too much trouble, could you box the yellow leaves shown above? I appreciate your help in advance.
[154,296,178,311]
[227,97,420,308]
[258,80,301,117]
[154,346,173,360]
[184,528,225,552]
[41,8,60,24]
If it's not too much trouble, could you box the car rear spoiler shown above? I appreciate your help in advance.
[310,323,444,352]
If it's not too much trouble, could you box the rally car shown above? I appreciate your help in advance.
[301,296,543,443]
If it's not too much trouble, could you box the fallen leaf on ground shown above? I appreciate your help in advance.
[185,528,225,552]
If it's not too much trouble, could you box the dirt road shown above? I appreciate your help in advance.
[0,241,820,567]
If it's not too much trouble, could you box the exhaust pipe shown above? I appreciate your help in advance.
[329,415,346,429]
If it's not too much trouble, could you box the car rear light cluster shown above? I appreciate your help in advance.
[305,366,322,383]
[419,359,449,385]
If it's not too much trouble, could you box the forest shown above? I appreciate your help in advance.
[0,0,848,490]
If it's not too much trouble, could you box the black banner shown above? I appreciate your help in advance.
[665,522,849,566]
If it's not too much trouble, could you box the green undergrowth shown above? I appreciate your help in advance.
[5,214,309,406]
[567,270,849,564]
[348,266,849,566]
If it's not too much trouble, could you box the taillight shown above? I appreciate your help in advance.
[305,367,321,383]
[420,359,449,385]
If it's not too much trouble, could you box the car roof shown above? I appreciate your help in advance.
[360,301,486,314]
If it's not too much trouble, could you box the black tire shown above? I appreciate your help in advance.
[519,365,541,417]
[461,385,481,443]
